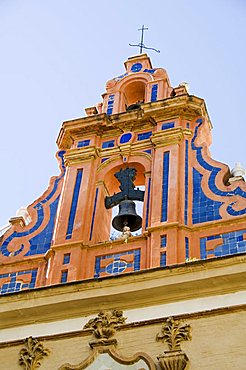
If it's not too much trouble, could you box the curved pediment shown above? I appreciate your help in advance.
[59,347,156,370]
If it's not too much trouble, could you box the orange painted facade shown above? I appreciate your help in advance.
[1,54,246,294]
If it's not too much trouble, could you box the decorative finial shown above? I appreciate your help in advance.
[129,25,160,54]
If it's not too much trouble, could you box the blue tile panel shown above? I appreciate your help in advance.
[137,131,152,141]
[63,253,70,264]
[160,252,166,266]
[0,150,66,257]
[144,149,152,155]
[25,197,60,256]
[0,269,37,295]
[89,188,99,240]
[61,270,68,283]
[120,132,132,144]
[145,178,151,228]
[94,249,141,278]
[184,139,189,225]
[102,140,115,148]
[161,235,167,248]
[131,63,142,72]
[77,140,90,148]
[161,152,170,222]
[185,237,189,259]
[161,122,175,130]
[107,94,115,115]
[192,168,223,224]
[101,157,109,163]
[151,84,158,102]
[66,169,83,240]
[192,119,246,218]
[115,72,128,81]
[200,230,246,259]
[143,68,156,74]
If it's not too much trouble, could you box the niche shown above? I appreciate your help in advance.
[122,80,146,111]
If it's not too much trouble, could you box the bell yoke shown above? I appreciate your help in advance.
[105,167,144,232]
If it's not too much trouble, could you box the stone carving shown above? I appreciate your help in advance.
[19,336,49,370]
[118,225,132,241]
[83,310,126,347]
[59,349,156,370]
[156,317,191,370]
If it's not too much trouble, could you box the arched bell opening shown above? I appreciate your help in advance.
[110,186,145,240]
[121,80,146,112]
[104,162,146,195]
[91,160,150,244]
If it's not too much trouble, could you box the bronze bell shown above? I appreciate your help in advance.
[112,199,142,232]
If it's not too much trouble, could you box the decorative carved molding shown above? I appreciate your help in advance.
[58,347,156,370]
[156,317,191,370]
[19,336,49,370]
[58,310,156,369]
[157,351,189,370]
[83,310,126,347]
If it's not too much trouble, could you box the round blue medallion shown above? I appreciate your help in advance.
[131,63,142,72]
[120,132,132,144]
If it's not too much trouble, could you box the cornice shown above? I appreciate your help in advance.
[64,146,98,165]
[151,128,192,148]
[0,253,245,330]
[56,95,210,149]
[1,304,245,348]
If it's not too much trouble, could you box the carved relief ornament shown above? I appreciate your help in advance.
[19,336,49,370]
[156,317,191,370]
[59,310,156,370]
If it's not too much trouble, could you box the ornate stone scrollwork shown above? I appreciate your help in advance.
[83,309,126,348]
[59,310,156,369]
[19,336,49,370]
[156,317,191,370]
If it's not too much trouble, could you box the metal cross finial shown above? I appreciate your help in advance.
[129,25,160,54]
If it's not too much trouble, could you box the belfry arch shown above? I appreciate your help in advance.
[118,76,152,112]
[91,154,151,243]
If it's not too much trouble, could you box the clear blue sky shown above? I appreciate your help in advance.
[0,0,245,226]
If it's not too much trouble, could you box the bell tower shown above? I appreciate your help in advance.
[1,54,246,291]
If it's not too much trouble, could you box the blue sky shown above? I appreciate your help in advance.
[0,0,245,226]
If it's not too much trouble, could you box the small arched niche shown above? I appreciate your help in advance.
[121,80,146,111]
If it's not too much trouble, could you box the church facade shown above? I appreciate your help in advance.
[0,54,245,369]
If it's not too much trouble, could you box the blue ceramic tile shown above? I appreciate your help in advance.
[161,152,170,222]
[120,133,132,144]
[151,84,158,102]
[0,269,37,295]
[102,140,115,148]
[61,270,68,283]
[185,237,189,259]
[107,95,115,115]
[200,230,246,259]
[145,178,151,228]
[89,188,99,240]
[161,235,167,248]
[94,249,141,277]
[161,122,175,130]
[131,63,142,72]
[137,132,152,141]
[160,252,166,266]
[184,140,189,225]
[66,169,83,240]
[63,253,70,265]
[77,140,90,148]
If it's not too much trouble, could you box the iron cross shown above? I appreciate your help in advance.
[129,25,160,54]
[138,25,148,54]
